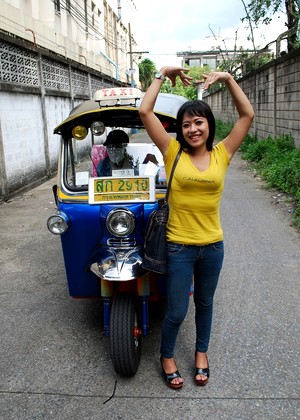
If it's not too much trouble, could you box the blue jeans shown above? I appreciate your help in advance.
[160,241,224,358]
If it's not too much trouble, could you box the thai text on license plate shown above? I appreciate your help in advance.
[88,176,155,204]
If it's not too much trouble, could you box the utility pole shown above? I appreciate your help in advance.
[128,23,149,87]
[128,23,134,87]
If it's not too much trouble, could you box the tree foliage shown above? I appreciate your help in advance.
[242,0,300,52]
[160,66,209,100]
[138,59,157,91]
[138,60,209,99]
[245,0,283,25]
[213,0,299,77]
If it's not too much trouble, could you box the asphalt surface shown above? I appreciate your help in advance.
[0,153,299,420]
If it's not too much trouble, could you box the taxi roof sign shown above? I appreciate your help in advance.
[94,87,143,107]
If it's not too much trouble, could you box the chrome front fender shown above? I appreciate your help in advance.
[90,246,144,281]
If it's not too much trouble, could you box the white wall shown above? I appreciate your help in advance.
[0,92,46,187]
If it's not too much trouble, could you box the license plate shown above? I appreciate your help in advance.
[88,176,155,204]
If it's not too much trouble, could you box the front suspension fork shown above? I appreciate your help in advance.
[101,276,150,337]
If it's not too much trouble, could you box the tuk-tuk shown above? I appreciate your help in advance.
[47,87,187,376]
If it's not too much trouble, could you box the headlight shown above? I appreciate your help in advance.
[47,212,69,235]
[72,125,88,140]
[106,208,135,237]
[91,121,105,136]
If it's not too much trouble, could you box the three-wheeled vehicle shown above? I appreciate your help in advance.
[47,86,187,376]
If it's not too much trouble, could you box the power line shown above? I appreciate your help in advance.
[59,0,128,50]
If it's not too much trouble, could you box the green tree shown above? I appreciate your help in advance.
[161,66,209,100]
[242,0,300,52]
[138,59,157,91]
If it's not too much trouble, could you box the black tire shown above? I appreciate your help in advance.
[110,293,142,376]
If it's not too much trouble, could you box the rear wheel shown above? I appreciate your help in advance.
[110,293,142,376]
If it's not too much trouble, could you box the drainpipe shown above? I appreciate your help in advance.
[25,28,36,46]
[79,55,87,65]
[117,0,122,20]
[100,52,119,81]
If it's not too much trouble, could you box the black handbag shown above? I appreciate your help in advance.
[142,149,182,274]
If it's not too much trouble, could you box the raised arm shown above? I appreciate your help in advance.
[202,72,255,159]
[139,66,192,157]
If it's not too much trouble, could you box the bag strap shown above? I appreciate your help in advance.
[165,148,182,203]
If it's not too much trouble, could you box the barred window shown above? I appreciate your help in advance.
[54,0,61,13]
[66,0,71,14]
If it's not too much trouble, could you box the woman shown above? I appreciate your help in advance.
[139,67,254,390]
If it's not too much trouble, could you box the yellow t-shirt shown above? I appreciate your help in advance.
[164,137,230,245]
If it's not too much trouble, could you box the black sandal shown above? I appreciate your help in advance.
[160,357,183,390]
[194,366,210,386]
[195,352,210,386]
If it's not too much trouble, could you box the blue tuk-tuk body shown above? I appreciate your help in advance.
[47,87,187,376]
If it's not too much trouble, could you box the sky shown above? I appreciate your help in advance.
[132,0,287,69]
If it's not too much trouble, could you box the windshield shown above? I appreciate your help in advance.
[61,130,167,194]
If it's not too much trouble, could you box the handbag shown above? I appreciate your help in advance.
[142,149,182,274]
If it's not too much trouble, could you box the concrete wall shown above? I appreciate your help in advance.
[0,91,46,193]
[205,47,300,148]
[0,34,123,200]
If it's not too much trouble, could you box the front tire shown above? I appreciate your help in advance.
[110,293,142,376]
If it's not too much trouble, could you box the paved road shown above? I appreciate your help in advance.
[0,154,299,419]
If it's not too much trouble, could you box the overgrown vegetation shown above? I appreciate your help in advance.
[215,121,300,232]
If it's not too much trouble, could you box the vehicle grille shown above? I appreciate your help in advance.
[107,237,137,247]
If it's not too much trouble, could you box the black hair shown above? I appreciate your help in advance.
[104,129,129,145]
[176,100,215,151]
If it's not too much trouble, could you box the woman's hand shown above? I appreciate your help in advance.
[160,66,193,87]
[201,72,231,90]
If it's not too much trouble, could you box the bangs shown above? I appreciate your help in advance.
[176,100,216,152]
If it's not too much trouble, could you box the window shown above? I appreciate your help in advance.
[202,57,217,69]
[189,59,201,67]
[54,0,60,13]
[91,1,96,26]
[66,0,71,14]
[84,0,88,33]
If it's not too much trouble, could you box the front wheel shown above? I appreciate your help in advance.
[110,293,142,376]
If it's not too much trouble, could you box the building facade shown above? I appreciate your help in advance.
[176,50,239,70]
[0,0,140,85]
[0,0,145,200]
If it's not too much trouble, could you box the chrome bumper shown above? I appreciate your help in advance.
[90,246,144,281]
